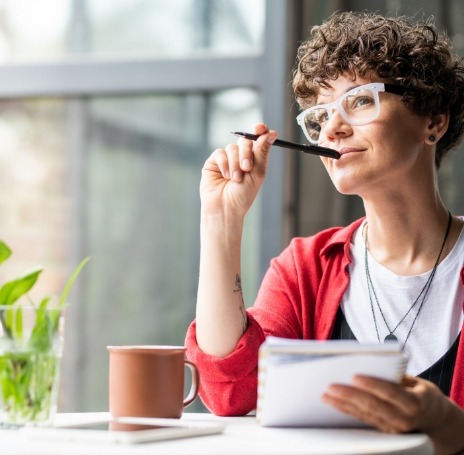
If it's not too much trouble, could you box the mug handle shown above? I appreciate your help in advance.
[183,360,200,408]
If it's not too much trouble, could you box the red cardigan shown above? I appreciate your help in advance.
[185,218,464,416]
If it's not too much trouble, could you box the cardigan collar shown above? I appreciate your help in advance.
[319,217,364,260]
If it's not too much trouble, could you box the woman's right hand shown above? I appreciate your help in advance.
[200,123,278,221]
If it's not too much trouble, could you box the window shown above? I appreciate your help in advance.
[0,0,291,412]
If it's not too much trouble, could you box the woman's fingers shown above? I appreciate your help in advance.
[225,143,242,181]
[251,124,277,177]
[322,389,403,433]
[352,375,422,416]
[322,383,419,433]
[237,137,254,173]
[322,374,449,435]
[225,138,256,182]
[323,376,424,432]
[205,125,277,182]
[209,142,251,182]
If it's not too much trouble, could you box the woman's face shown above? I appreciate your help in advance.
[316,74,433,197]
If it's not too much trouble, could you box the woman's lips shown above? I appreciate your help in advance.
[338,147,365,157]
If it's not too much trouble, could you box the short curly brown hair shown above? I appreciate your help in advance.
[293,11,464,167]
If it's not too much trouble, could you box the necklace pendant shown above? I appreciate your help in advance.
[384,334,398,342]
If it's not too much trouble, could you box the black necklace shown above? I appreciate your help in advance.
[364,211,452,344]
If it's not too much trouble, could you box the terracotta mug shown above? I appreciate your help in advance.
[107,345,199,419]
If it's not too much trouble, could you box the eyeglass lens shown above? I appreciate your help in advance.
[302,86,380,143]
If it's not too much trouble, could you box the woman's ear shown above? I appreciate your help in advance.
[424,112,449,145]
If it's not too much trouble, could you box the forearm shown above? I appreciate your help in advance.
[195,214,248,357]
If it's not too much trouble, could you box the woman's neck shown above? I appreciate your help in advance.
[362,194,461,276]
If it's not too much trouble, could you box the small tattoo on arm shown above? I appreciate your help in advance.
[233,274,242,293]
[233,274,248,333]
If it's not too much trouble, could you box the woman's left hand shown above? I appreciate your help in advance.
[322,374,464,454]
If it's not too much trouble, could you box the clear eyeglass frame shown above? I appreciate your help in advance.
[296,82,406,144]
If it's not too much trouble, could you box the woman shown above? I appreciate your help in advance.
[185,11,464,454]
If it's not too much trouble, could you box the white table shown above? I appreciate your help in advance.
[1,412,433,454]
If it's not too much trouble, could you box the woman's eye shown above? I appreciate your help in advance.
[315,110,329,124]
[348,95,374,109]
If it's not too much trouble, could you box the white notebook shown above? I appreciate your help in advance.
[256,337,407,427]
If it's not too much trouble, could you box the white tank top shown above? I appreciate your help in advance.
[341,217,464,375]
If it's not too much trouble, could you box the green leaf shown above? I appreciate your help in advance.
[0,241,11,265]
[39,296,61,332]
[28,303,54,352]
[38,297,50,311]
[4,307,14,336]
[0,267,43,306]
[12,307,23,341]
[1,307,22,341]
[58,257,90,307]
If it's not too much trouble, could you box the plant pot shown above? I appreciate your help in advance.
[0,304,64,427]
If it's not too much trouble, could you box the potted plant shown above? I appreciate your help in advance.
[0,240,88,426]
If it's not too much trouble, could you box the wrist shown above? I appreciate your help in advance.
[201,211,245,233]
[427,399,464,455]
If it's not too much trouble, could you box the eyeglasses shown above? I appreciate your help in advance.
[296,82,407,144]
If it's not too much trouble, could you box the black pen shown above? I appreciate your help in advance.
[231,132,340,159]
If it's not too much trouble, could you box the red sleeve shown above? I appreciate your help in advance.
[184,314,266,416]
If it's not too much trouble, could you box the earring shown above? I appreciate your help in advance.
[428,135,436,142]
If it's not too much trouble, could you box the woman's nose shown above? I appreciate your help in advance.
[320,108,353,143]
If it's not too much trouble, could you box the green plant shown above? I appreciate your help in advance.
[0,240,89,425]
